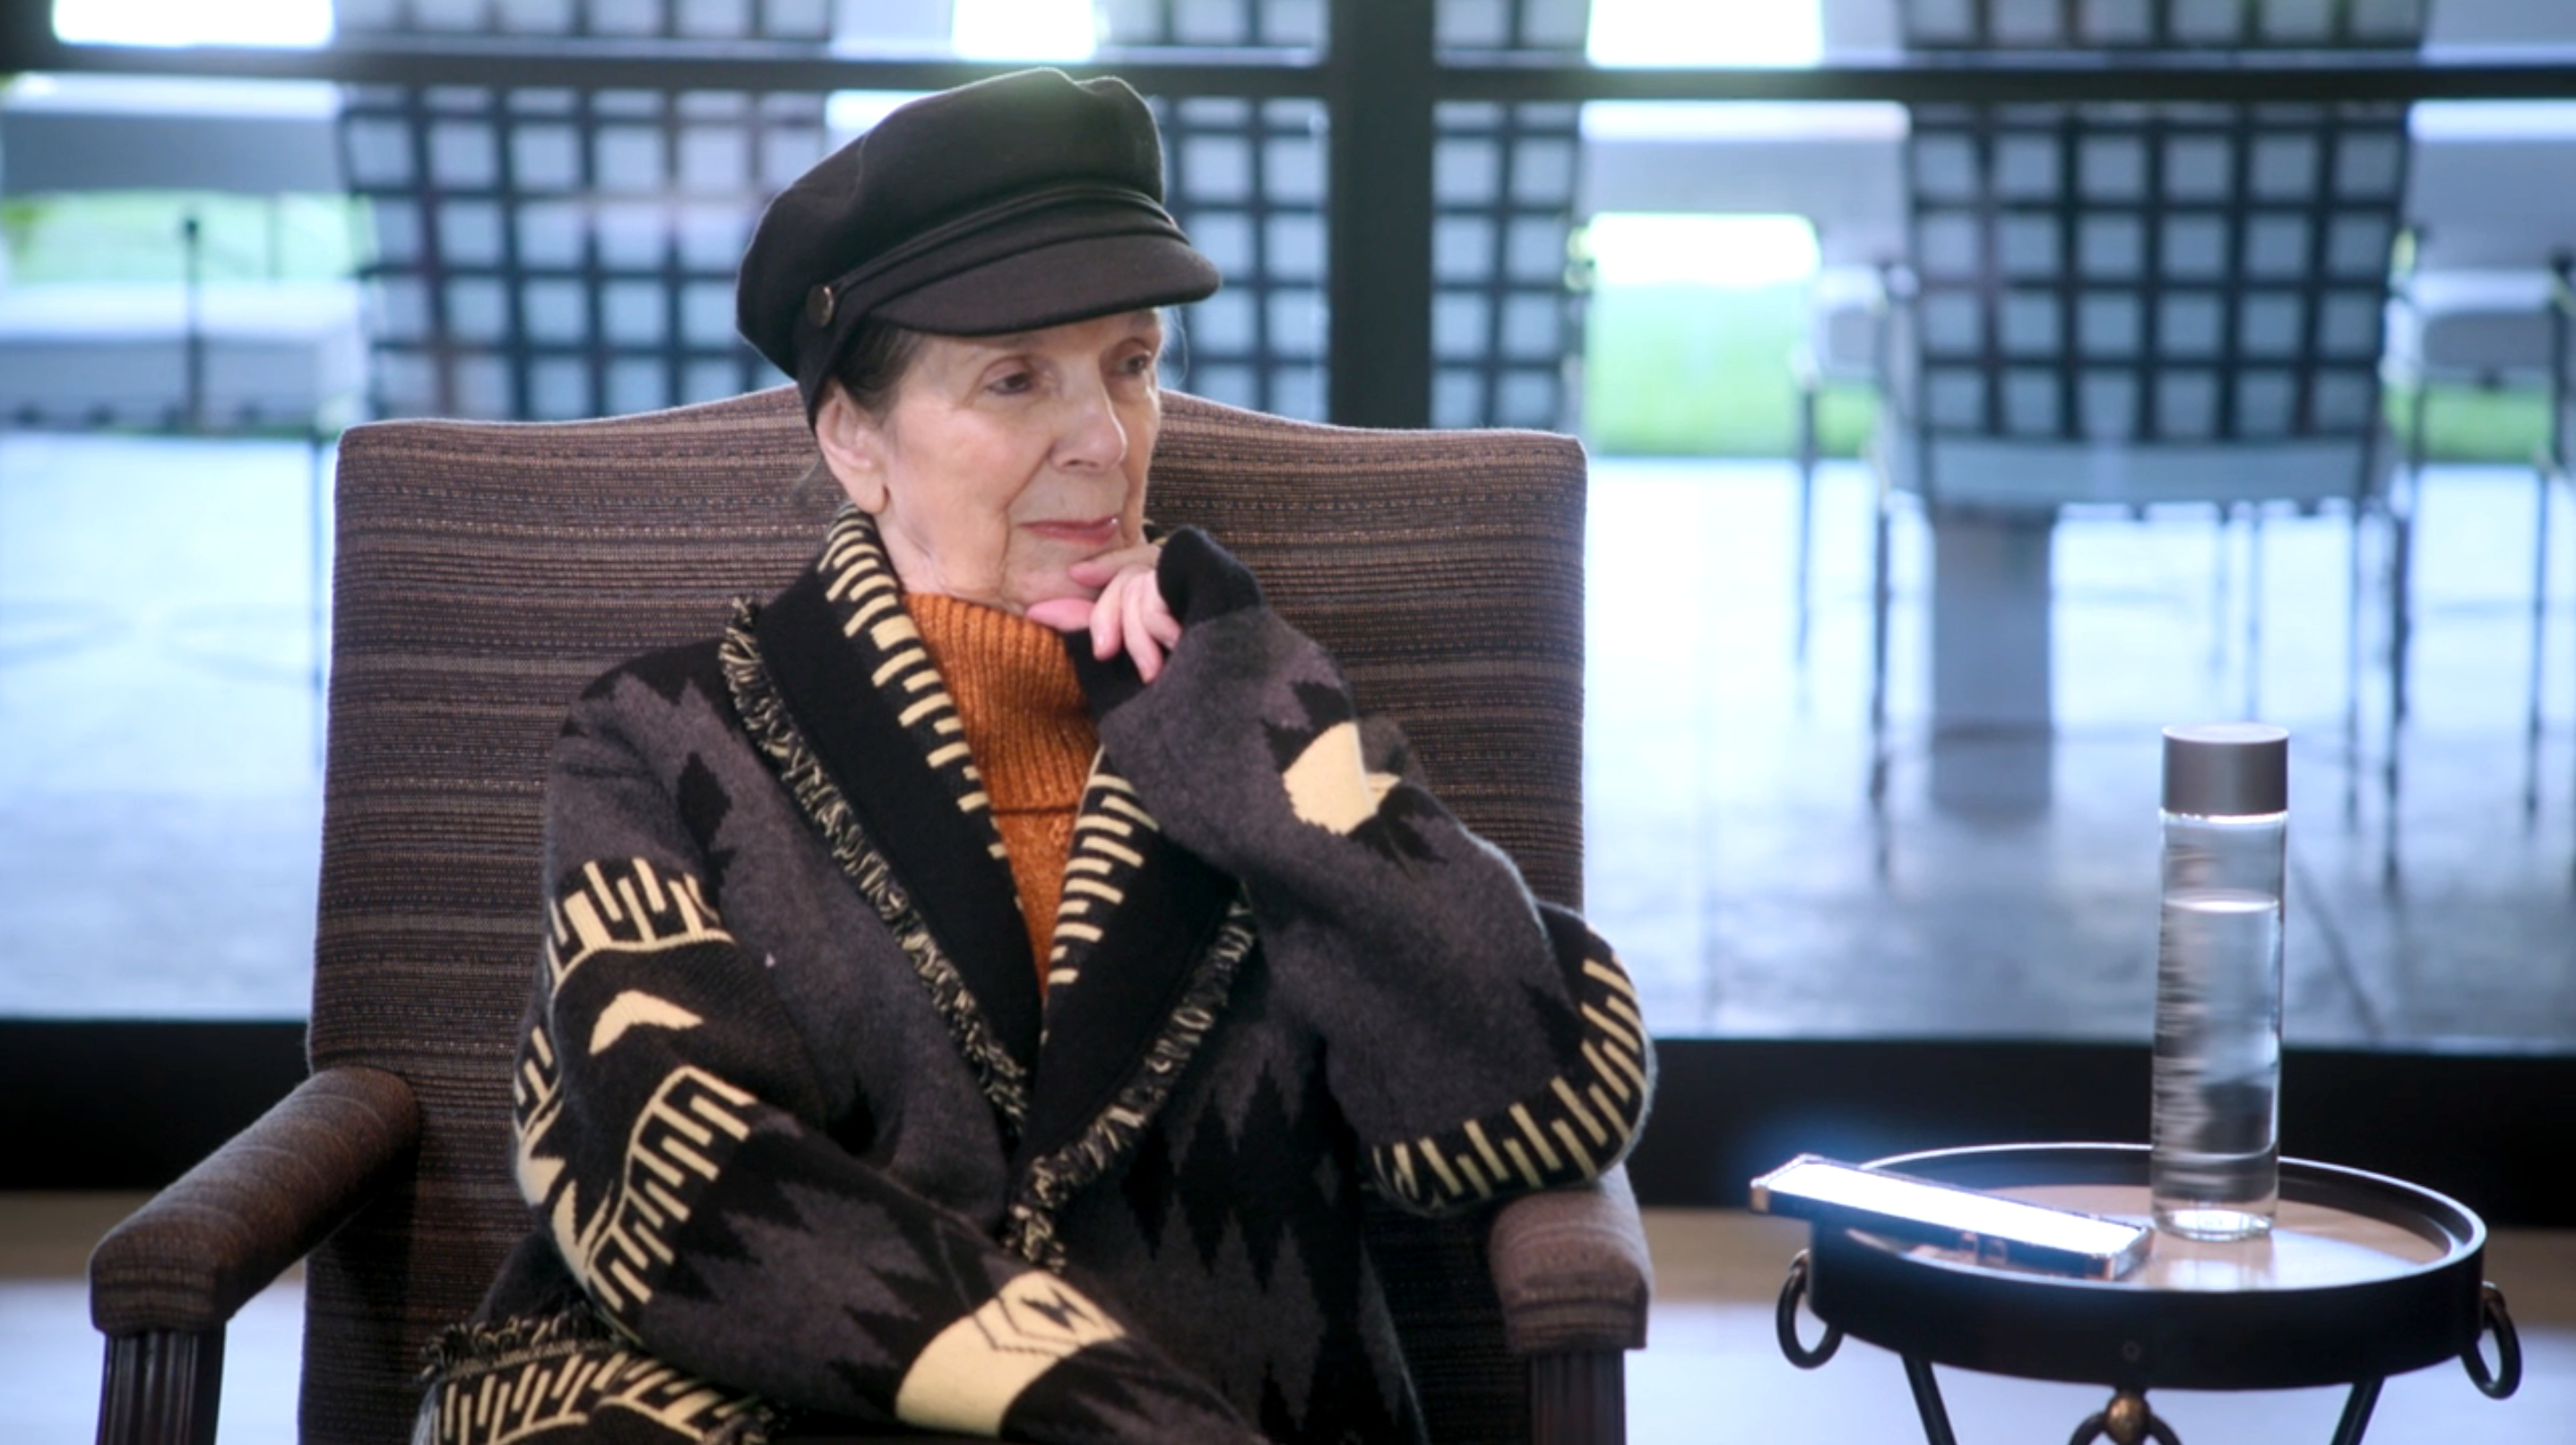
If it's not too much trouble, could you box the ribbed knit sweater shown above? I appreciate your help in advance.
[907,594,1094,981]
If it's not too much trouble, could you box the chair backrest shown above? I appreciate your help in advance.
[298,385,1589,1444]
[1891,2,2422,511]
[2406,104,2576,273]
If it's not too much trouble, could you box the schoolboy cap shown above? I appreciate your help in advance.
[737,68,1221,415]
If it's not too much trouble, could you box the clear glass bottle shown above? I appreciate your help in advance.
[2149,722,2288,1242]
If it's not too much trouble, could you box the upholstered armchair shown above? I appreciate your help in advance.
[87,387,1652,1445]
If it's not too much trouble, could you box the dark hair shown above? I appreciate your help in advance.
[830,316,929,422]
[796,316,928,506]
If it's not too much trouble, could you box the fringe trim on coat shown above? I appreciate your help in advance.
[420,1305,616,1382]
[418,1306,782,1445]
[1002,894,1260,1269]
[720,601,1033,1138]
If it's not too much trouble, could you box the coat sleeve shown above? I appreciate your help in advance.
[1083,530,1654,1216]
[513,674,1262,1443]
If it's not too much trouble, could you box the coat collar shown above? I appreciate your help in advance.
[722,509,1254,1263]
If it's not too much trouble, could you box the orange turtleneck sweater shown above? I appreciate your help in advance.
[906,593,1099,988]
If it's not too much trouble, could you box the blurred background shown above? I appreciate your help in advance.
[5,0,2571,1060]
[8,2,2576,1440]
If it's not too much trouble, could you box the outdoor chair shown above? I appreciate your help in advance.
[1866,2,2422,824]
[85,386,1652,1445]
[2389,98,2576,826]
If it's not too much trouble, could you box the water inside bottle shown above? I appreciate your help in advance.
[2150,886,2283,1240]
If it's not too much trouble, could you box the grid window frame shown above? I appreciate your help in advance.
[1905,99,2412,446]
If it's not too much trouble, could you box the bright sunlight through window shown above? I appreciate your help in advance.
[952,0,1099,62]
[54,0,331,47]
[1587,0,1820,67]
[1586,213,1820,290]
[827,91,931,137]
[833,0,1092,131]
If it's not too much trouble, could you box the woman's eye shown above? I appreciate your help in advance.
[987,369,1034,395]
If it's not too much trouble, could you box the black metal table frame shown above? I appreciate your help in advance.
[1768,1146,2524,1445]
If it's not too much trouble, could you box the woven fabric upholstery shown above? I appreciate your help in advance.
[1487,1172,1653,1357]
[300,385,1595,1444]
[90,1066,418,1337]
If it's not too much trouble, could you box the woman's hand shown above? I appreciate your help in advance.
[1025,543,1184,682]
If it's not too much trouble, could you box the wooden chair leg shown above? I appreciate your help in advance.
[1529,1350,1625,1445]
[96,1329,224,1445]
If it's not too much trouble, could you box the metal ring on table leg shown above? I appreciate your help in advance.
[1775,1250,1844,1369]
[2066,1389,2183,1445]
[2462,1281,2523,1399]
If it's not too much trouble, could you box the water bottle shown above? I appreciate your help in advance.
[2149,722,2288,1241]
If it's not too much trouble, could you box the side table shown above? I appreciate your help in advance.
[1768,1143,2522,1445]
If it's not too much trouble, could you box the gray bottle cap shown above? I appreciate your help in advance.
[2162,722,2288,816]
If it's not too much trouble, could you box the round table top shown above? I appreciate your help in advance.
[1994,1180,2448,1294]
[1799,1143,2490,1390]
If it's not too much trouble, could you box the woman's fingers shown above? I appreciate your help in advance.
[1087,570,1129,657]
[1063,561,1178,681]
[1031,545,1158,633]
[1023,596,1094,630]
[1067,544,1162,587]
[1121,566,1164,681]
[1034,545,1180,681]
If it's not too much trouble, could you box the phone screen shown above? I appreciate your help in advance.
[1752,1156,2152,1278]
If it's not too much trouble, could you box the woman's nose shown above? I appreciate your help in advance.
[1053,383,1128,470]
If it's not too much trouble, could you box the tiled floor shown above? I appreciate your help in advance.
[11,1192,2571,1443]
[1584,458,2576,1047]
[0,430,327,1018]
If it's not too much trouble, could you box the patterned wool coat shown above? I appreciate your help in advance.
[419,513,1652,1445]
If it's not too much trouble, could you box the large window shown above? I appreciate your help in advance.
[4,0,2572,1062]
[3,67,352,1017]
[1569,4,2576,1055]
[0,0,1578,1017]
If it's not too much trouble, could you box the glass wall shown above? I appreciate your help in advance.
[3,60,350,1017]
[5,0,2575,1058]
[0,0,1593,1016]
[1572,0,2576,1051]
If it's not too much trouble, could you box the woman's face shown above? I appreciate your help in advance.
[815,309,1163,616]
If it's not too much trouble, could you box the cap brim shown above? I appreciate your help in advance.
[873,231,1222,336]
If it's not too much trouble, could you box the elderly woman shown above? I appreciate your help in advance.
[420,69,1650,1445]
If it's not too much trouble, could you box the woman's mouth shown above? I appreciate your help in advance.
[1024,517,1122,549]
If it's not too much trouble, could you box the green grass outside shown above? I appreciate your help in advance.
[1581,281,2554,466]
[1583,281,1842,457]
[1,191,366,285]
[2399,383,2556,468]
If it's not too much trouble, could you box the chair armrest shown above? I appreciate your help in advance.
[90,1065,419,1337]
[1487,1164,1653,1356]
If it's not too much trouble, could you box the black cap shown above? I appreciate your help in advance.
[2162,722,2289,817]
[737,68,1223,416]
